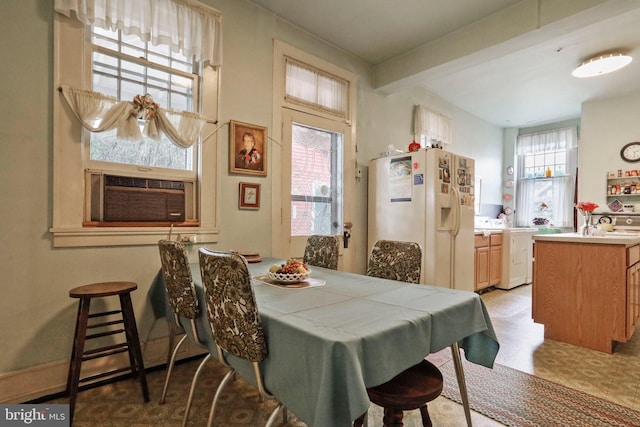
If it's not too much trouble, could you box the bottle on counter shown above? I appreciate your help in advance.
[545,167,552,177]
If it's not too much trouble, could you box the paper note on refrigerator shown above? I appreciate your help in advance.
[389,156,412,202]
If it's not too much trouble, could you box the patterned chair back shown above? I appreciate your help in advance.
[158,240,200,319]
[366,240,422,283]
[303,235,340,270]
[198,248,267,363]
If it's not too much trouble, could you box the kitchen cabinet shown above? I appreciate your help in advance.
[532,234,640,353]
[474,233,502,291]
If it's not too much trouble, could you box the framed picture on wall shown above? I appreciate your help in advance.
[239,182,260,210]
[229,120,268,176]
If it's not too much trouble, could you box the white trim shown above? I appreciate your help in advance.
[52,11,220,248]
[271,40,358,271]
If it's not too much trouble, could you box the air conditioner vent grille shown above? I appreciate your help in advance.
[105,175,185,191]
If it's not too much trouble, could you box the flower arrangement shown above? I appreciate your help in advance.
[575,201,599,213]
[575,202,599,236]
[133,94,159,121]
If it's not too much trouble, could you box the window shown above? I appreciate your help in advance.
[52,1,221,247]
[515,127,578,228]
[290,123,343,236]
[90,27,198,171]
[413,105,453,147]
[285,58,348,118]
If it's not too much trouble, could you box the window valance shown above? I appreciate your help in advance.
[412,105,452,145]
[59,85,208,148]
[285,57,349,118]
[516,127,578,155]
[54,0,222,66]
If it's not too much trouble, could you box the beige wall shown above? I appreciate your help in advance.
[580,91,640,207]
[0,0,503,400]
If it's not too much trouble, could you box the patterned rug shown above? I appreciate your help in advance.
[440,359,640,427]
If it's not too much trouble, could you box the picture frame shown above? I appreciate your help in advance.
[239,182,260,210]
[229,120,268,176]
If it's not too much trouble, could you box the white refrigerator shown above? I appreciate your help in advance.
[368,148,475,291]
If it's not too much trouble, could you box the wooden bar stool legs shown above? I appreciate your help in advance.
[66,282,149,423]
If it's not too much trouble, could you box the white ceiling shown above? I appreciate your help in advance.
[247,0,640,128]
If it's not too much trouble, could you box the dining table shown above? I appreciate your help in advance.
[148,257,499,427]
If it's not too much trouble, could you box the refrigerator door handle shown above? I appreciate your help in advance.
[451,186,461,237]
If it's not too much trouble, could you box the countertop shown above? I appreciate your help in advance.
[474,227,539,235]
[532,232,640,246]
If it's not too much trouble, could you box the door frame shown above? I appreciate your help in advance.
[271,41,357,271]
[279,109,355,270]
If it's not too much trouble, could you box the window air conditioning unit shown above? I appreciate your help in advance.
[85,170,197,224]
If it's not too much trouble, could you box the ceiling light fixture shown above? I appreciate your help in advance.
[572,53,632,78]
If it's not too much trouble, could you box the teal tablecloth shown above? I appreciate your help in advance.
[149,258,499,427]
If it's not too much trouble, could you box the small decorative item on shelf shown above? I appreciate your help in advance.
[608,198,622,212]
[575,201,599,236]
[531,202,551,228]
[408,140,421,152]
[531,217,550,227]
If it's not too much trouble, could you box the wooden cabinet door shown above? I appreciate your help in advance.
[475,246,490,290]
[489,245,503,285]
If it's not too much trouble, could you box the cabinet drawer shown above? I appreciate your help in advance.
[475,235,490,248]
[628,245,640,266]
[490,234,503,246]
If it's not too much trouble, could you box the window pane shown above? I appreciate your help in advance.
[291,123,343,236]
[524,156,534,168]
[148,52,170,67]
[544,153,555,165]
[90,130,190,169]
[534,154,544,167]
[92,74,117,98]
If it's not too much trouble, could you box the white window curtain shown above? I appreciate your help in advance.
[54,0,222,66]
[59,85,207,148]
[285,58,348,117]
[412,105,452,146]
[515,127,578,228]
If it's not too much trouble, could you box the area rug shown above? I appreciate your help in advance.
[440,360,640,427]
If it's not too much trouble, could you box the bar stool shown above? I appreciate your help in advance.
[354,360,443,427]
[66,282,149,422]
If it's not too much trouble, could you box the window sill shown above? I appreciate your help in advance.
[49,226,219,248]
[519,175,569,181]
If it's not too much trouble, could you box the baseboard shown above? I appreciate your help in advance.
[0,335,207,403]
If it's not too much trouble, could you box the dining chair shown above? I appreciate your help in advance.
[366,240,422,283]
[303,234,340,269]
[198,248,287,427]
[157,239,215,427]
